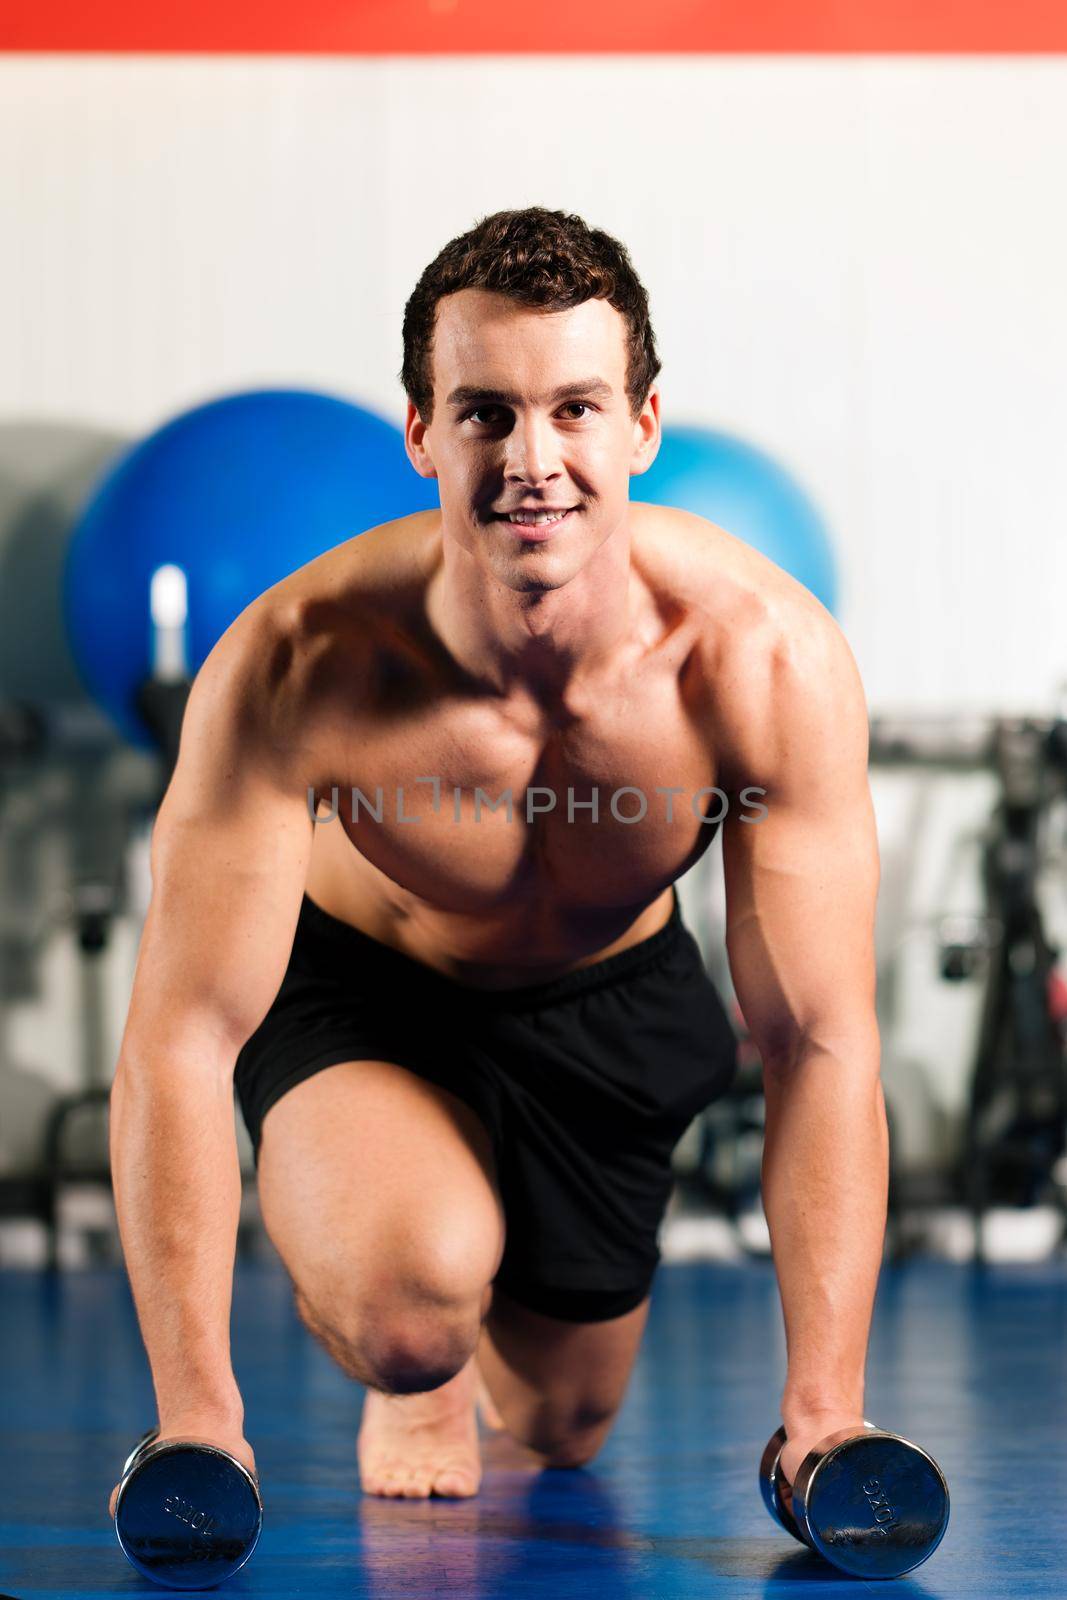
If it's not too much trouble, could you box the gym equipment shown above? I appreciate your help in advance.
[64,388,438,747]
[114,1427,262,1589]
[636,425,838,613]
[869,711,1067,1253]
[759,1421,949,1579]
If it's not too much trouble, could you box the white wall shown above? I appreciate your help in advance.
[2,55,1065,713]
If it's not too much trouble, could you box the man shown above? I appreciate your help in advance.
[109,207,886,1510]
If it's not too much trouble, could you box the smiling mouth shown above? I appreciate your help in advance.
[493,507,577,538]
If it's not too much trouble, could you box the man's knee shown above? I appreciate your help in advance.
[542,1437,604,1469]
[514,1400,621,1468]
[294,1270,487,1393]
[357,1305,480,1393]
[296,1287,481,1391]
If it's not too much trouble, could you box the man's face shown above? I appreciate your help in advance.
[406,289,659,593]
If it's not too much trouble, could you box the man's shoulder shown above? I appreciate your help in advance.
[194,512,437,766]
[633,500,838,663]
[272,508,439,622]
[634,502,862,780]
[237,510,437,668]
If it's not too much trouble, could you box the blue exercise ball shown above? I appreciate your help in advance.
[64,389,438,745]
[637,425,837,614]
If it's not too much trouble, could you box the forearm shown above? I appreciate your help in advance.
[110,1045,245,1427]
[760,1039,888,1427]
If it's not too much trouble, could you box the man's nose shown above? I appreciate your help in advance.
[503,415,561,486]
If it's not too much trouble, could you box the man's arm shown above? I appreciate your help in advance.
[110,600,316,1440]
[721,613,886,1471]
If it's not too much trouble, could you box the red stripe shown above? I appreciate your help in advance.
[4,0,1067,53]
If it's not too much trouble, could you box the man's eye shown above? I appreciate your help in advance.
[464,402,592,425]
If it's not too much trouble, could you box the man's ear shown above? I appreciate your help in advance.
[629,386,662,478]
[404,400,438,479]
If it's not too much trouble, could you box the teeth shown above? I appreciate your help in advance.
[506,510,569,525]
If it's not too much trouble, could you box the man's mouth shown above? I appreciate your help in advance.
[492,507,577,537]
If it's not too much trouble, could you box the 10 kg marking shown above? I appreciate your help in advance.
[162,1493,217,1537]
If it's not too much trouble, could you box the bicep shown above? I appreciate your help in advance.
[122,623,316,1065]
[722,635,880,1070]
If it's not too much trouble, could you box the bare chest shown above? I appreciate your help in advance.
[307,645,722,959]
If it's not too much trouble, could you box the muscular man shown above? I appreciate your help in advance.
[109,208,886,1510]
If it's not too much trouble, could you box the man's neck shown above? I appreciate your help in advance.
[428,521,639,708]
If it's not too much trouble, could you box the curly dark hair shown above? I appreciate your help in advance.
[400,207,661,424]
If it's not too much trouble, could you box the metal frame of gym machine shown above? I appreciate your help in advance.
[871,711,1067,1261]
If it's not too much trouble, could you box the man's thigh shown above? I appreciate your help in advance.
[256,1059,506,1324]
[477,1285,651,1463]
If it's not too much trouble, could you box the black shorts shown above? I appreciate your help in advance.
[235,888,738,1323]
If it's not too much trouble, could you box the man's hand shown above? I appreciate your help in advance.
[777,1409,867,1519]
[109,1418,257,1519]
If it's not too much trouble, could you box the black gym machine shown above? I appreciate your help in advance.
[874,710,1067,1259]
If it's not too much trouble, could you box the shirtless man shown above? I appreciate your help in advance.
[108,207,886,1513]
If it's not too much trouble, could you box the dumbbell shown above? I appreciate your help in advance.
[113,1428,263,1590]
[759,1421,949,1579]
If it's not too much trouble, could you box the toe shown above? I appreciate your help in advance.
[361,1457,398,1497]
[433,1465,478,1498]
[401,1470,435,1499]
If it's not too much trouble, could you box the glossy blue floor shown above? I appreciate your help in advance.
[1,1255,1063,1597]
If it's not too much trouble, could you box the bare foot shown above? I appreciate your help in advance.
[357,1353,482,1499]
